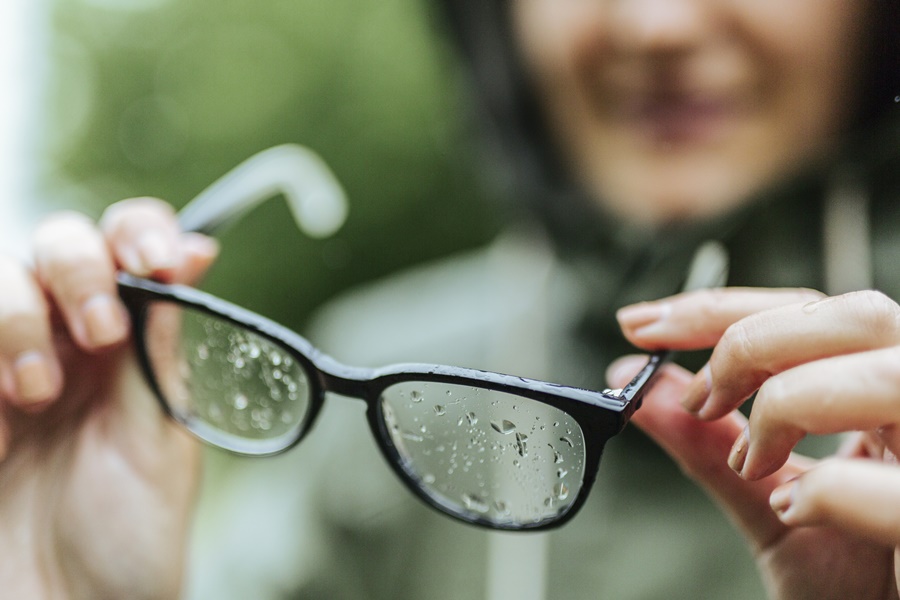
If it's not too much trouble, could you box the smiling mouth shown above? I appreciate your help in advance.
[621,90,740,147]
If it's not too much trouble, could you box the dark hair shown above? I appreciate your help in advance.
[431,0,900,210]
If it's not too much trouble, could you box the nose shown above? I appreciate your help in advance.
[608,0,711,55]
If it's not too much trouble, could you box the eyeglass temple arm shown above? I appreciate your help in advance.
[176,144,348,238]
[605,240,730,410]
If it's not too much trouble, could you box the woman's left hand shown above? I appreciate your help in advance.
[609,287,900,599]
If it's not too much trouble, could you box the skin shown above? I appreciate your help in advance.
[0,1,883,598]
[511,0,869,224]
[0,199,217,599]
[610,289,900,599]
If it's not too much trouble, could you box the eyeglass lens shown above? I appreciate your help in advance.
[380,381,586,528]
[142,301,588,527]
[144,302,314,454]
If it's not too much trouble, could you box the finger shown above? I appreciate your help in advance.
[0,255,64,409]
[682,290,900,420]
[100,197,182,282]
[608,356,804,551]
[170,232,219,286]
[616,287,824,350]
[33,212,130,352]
[770,458,900,547]
[728,346,900,480]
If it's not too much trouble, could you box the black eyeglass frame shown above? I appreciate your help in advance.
[113,145,726,530]
[117,271,665,531]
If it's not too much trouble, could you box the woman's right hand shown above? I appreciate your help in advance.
[0,198,218,600]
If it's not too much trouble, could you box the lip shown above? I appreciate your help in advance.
[618,90,740,146]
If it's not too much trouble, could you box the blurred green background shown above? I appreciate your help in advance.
[43,0,501,330]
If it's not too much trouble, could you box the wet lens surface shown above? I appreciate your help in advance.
[380,381,585,527]
[144,302,312,454]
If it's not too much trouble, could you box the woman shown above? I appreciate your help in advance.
[0,1,897,598]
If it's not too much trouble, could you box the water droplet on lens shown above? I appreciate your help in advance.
[491,420,516,435]
[233,393,248,410]
[434,405,445,416]
[515,432,528,457]
[557,468,568,478]
[269,352,281,365]
[234,357,245,369]
[248,344,261,359]
[560,436,574,448]
[423,473,436,484]
[554,482,569,500]
[493,501,509,515]
[462,493,490,513]
[411,390,423,403]
[197,344,209,360]
[466,412,477,426]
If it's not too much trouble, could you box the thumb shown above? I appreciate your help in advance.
[171,233,219,286]
[608,355,800,552]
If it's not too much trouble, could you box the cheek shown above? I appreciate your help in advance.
[740,0,866,131]
[511,1,609,88]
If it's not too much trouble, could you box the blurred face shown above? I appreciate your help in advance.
[512,0,870,225]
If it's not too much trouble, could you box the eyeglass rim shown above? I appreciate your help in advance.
[118,272,636,529]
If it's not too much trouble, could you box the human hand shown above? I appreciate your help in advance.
[0,198,218,599]
[609,288,900,600]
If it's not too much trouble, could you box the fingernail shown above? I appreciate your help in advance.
[137,230,178,274]
[616,302,670,333]
[681,363,712,415]
[606,357,640,388]
[727,426,750,474]
[13,351,59,405]
[769,480,798,522]
[82,294,129,348]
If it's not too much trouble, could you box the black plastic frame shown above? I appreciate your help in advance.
[117,272,665,531]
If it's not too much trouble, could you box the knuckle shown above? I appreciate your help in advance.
[100,197,175,231]
[844,290,900,341]
[719,319,758,366]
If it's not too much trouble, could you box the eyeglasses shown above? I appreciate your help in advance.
[117,146,728,531]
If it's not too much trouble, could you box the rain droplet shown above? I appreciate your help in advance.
[515,432,529,457]
[559,436,574,448]
[234,357,245,369]
[557,468,568,479]
[491,420,517,435]
[462,493,490,513]
[269,352,281,365]
[197,344,209,360]
[423,473,436,485]
[233,393,248,410]
[553,482,569,500]
[466,412,478,426]
[433,405,446,416]
[493,501,510,515]
[248,344,261,359]
[411,390,423,403]
[401,432,424,442]
[273,369,283,380]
